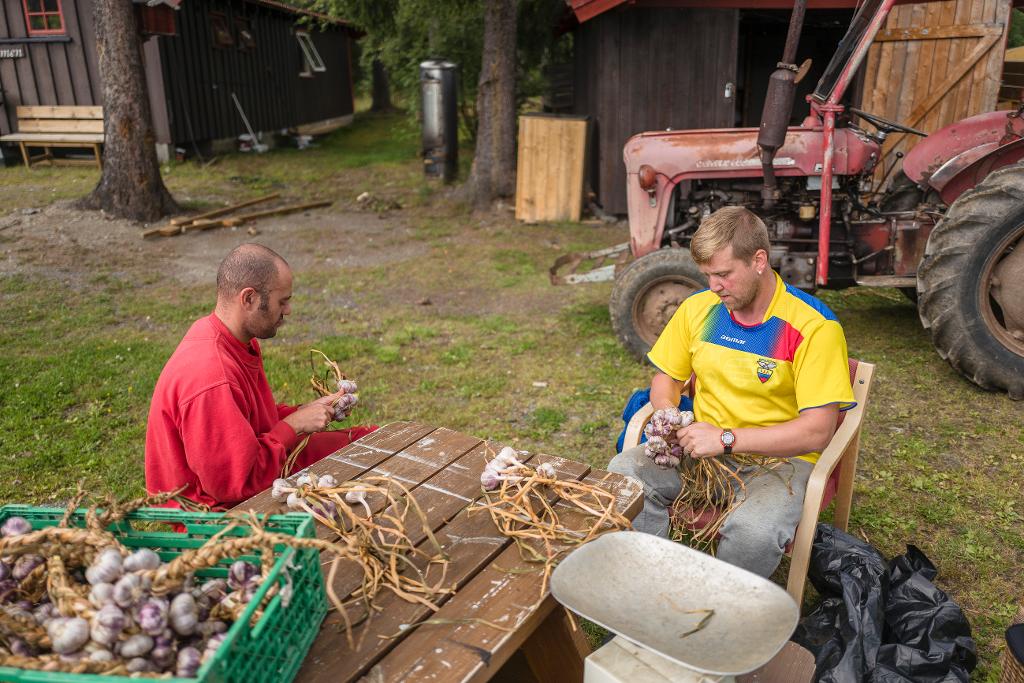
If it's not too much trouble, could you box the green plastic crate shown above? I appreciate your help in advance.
[0,505,327,683]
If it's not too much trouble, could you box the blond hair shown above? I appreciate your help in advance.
[689,207,770,264]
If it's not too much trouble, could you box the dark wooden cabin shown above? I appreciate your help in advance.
[0,0,356,164]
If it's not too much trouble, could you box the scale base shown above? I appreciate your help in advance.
[586,636,735,683]
[584,636,816,683]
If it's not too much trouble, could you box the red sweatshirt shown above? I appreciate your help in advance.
[145,313,373,509]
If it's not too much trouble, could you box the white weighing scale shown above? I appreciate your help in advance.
[550,532,803,683]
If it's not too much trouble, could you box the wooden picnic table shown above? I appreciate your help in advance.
[231,421,644,683]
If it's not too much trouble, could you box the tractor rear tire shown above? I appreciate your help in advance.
[917,163,1024,399]
[609,248,708,360]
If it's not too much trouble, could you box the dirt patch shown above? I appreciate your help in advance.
[0,201,424,291]
[0,196,623,322]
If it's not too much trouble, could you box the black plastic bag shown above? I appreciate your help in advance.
[791,524,976,683]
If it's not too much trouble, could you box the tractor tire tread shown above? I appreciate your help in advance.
[918,162,1024,398]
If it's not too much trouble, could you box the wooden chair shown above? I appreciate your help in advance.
[621,359,875,606]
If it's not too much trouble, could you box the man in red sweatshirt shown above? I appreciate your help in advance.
[145,243,375,509]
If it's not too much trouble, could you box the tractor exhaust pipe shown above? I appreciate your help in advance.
[758,0,807,209]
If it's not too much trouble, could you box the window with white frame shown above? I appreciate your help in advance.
[295,31,325,75]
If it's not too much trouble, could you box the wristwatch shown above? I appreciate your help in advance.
[720,429,736,455]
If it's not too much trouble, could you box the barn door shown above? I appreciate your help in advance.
[860,0,1012,184]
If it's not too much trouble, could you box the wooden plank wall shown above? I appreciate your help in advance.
[572,7,739,215]
[155,0,354,147]
[515,115,588,223]
[0,0,101,137]
[860,0,1012,184]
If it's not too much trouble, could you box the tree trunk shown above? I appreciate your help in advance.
[461,0,517,210]
[370,58,393,112]
[77,0,178,222]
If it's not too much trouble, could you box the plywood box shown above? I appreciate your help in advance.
[515,115,589,223]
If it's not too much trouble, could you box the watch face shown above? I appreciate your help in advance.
[721,430,736,446]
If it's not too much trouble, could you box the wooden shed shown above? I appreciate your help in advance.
[565,0,1012,215]
[0,0,357,164]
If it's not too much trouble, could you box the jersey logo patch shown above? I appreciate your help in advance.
[756,358,777,383]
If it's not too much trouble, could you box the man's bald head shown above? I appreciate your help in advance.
[216,243,289,306]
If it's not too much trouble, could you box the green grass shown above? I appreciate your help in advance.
[0,110,1021,679]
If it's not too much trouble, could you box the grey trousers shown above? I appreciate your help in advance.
[607,445,814,578]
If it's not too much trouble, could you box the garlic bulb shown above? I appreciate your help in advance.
[1,517,31,537]
[112,574,144,608]
[311,500,337,520]
[295,473,314,488]
[85,548,123,585]
[118,634,154,658]
[201,632,226,664]
[88,582,115,608]
[9,638,31,657]
[12,554,44,581]
[196,578,228,607]
[33,602,57,625]
[317,474,337,488]
[126,657,155,673]
[336,379,358,394]
[123,548,161,572]
[480,468,501,491]
[47,616,90,654]
[169,592,198,636]
[344,488,366,504]
[195,619,227,637]
[176,646,201,677]
[136,597,169,636]
[271,478,292,501]
[0,579,17,603]
[227,561,259,591]
[536,462,557,479]
[494,446,522,469]
[150,634,176,669]
[90,603,125,646]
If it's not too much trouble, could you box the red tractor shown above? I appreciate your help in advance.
[552,0,1024,399]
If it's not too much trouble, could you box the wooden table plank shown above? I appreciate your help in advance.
[232,422,438,517]
[355,427,483,511]
[300,454,592,683]
[309,428,485,597]
[365,469,642,683]
[297,441,526,682]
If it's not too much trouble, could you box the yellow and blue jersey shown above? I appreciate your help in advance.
[647,271,856,463]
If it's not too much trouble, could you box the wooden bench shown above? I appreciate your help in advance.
[0,105,104,168]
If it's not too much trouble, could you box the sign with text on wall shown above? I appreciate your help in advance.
[0,47,25,59]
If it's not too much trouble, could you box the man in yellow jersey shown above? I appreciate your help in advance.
[608,207,856,578]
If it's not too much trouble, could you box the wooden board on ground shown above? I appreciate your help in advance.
[514,115,589,224]
[169,193,280,226]
[184,200,333,232]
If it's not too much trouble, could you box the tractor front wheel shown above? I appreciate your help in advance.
[609,248,708,360]
[917,163,1024,399]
